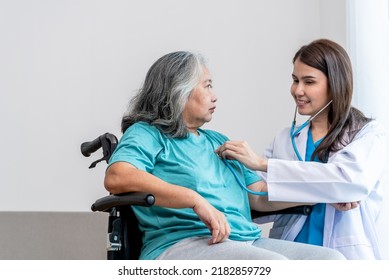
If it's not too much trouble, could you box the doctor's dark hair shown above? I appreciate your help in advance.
[121,51,206,138]
[293,39,372,162]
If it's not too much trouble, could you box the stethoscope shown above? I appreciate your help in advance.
[223,160,268,196]
[290,100,333,161]
[204,131,268,196]
[206,100,332,196]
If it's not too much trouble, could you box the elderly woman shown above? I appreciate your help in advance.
[104,51,345,260]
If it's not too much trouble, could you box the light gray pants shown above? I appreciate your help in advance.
[156,236,346,260]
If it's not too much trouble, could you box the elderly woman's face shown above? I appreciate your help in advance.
[182,67,217,133]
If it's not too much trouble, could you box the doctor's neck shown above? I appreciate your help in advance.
[310,115,330,142]
[308,99,332,140]
[309,100,332,141]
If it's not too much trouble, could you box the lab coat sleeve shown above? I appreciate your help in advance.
[266,121,387,203]
[258,142,274,182]
[258,130,280,182]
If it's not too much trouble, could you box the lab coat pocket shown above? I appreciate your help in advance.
[330,205,378,259]
[332,235,375,260]
[332,235,371,247]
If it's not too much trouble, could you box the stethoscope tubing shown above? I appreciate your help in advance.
[290,100,333,162]
[224,160,268,196]
[290,120,309,161]
[205,131,268,196]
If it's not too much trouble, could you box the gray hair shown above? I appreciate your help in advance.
[121,51,207,138]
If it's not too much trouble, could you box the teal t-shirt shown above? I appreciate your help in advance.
[108,122,262,259]
[294,128,325,246]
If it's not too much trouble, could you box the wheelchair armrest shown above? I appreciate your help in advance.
[91,192,155,212]
[251,205,312,219]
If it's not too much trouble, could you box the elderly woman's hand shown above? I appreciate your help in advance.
[192,196,231,245]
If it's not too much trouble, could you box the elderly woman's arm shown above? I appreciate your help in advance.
[247,180,312,212]
[104,161,230,244]
[247,180,356,212]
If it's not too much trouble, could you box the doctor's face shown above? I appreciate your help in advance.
[182,67,217,133]
[291,59,331,119]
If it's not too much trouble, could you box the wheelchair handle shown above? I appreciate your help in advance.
[81,135,103,157]
[81,132,118,158]
[81,133,118,168]
[91,192,155,212]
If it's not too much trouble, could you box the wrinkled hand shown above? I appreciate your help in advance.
[193,197,231,245]
[331,202,360,211]
[215,140,267,171]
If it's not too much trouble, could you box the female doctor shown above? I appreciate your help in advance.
[216,39,387,259]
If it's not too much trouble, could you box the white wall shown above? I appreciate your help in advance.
[347,0,389,260]
[319,0,347,46]
[0,0,322,211]
[2,0,388,260]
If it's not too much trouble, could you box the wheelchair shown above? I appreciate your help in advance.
[81,133,312,260]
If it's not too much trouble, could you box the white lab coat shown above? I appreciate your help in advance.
[256,120,386,259]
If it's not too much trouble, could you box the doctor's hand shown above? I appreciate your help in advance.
[215,140,268,171]
[331,202,360,211]
[192,196,231,245]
